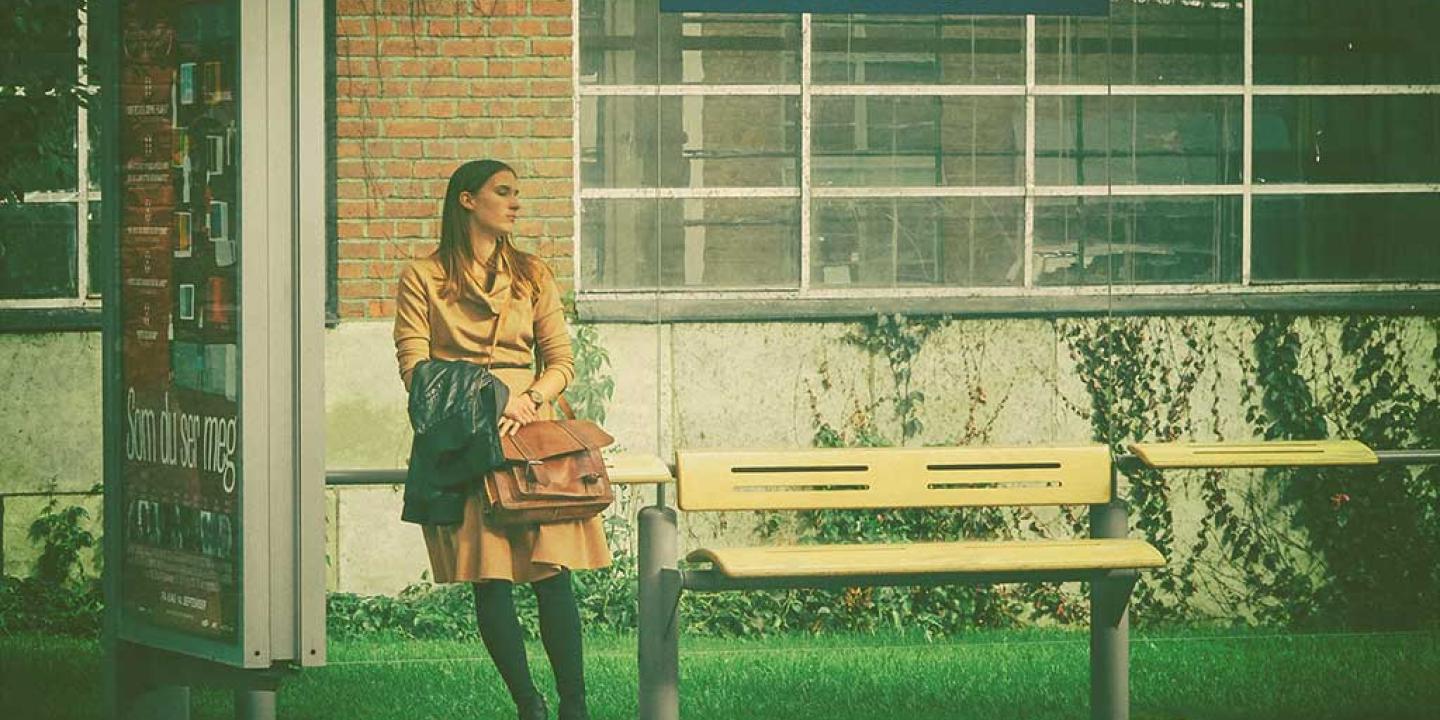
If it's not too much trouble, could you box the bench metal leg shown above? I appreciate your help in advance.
[1090,569,1136,720]
[1090,498,1133,720]
[639,505,681,720]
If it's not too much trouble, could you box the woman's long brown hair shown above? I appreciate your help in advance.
[436,159,544,301]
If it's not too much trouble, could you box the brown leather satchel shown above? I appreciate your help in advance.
[477,302,615,526]
[482,409,616,527]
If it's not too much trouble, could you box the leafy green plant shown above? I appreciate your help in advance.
[562,295,616,424]
[0,490,103,637]
[748,314,1059,637]
[27,495,97,586]
[1258,315,1440,628]
[566,321,615,424]
[1060,318,1204,621]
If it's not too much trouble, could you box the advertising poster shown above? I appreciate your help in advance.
[119,0,241,641]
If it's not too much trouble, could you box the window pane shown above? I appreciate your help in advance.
[1,0,80,198]
[1255,0,1440,85]
[87,201,102,298]
[1035,95,1109,185]
[581,95,658,188]
[1036,1,1242,85]
[87,5,103,191]
[0,202,78,299]
[662,95,800,187]
[1254,96,1440,184]
[579,0,799,84]
[581,95,800,189]
[1033,196,1241,286]
[0,95,78,195]
[1037,96,1241,186]
[665,13,800,85]
[582,198,799,290]
[1110,96,1242,185]
[580,0,655,84]
[812,197,1023,288]
[1253,194,1440,283]
[812,15,1024,85]
[813,96,1023,187]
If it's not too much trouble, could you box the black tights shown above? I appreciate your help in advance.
[473,571,587,717]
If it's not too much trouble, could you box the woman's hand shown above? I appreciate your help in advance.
[497,393,539,436]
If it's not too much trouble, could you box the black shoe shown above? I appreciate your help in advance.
[518,695,548,720]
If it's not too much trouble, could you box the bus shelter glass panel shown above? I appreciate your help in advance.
[118,0,242,644]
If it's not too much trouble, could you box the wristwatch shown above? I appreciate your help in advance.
[523,389,545,407]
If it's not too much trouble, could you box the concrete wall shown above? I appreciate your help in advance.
[0,333,104,578]
[320,313,1437,596]
[3,315,1435,600]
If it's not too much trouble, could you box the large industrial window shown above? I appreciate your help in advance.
[575,0,1440,309]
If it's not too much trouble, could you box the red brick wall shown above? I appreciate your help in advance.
[334,0,574,319]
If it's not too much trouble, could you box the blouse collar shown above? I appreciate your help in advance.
[457,248,512,314]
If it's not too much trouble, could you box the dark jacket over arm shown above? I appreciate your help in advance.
[402,359,508,525]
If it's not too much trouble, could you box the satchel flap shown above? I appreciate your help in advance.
[501,420,615,462]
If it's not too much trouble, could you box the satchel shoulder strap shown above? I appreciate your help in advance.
[528,313,577,421]
[556,394,577,420]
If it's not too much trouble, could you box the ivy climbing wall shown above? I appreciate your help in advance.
[593,314,1440,629]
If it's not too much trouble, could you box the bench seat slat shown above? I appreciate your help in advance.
[676,445,1113,511]
[1128,440,1377,469]
[687,538,1164,579]
[605,453,674,485]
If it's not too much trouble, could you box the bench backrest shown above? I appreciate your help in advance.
[674,446,1112,511]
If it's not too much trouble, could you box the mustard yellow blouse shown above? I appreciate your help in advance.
[393,250,574,401]
[392,250,608,584]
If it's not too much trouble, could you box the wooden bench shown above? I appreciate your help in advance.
[636,445,1165,720]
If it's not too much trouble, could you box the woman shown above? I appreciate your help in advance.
[393,159,609,720]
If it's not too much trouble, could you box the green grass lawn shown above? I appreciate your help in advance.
[3,627,1437,719]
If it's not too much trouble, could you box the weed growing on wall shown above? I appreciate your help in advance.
[1257,315,1440,628]
[563,296,615,424]
[0,489,103,637]
[1061,317,1202,622]
[753,314,1100,636]
[1058,314,1440,628]
[1064,316,1342,625]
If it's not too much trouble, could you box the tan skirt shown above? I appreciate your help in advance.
[420,367,612,584]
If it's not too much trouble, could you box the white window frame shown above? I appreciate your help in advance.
[572,4,1440,305]
[0,6,100,311]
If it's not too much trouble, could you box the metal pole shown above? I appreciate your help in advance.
[638,504,680,720]
[1090,465,1131,720]
[1374,449,1440,465]
[236,690,277,720]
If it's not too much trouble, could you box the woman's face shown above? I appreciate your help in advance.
[459,169,521,239]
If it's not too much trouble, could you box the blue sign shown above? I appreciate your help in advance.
[660,0,1109,15]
